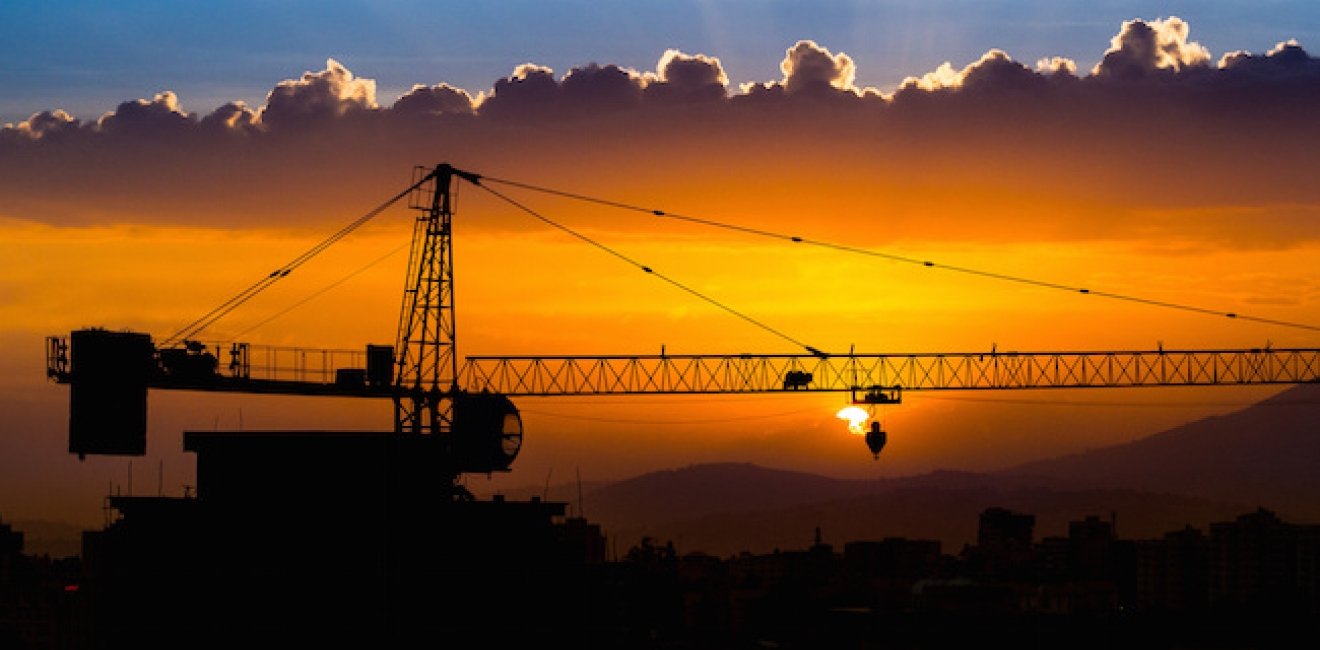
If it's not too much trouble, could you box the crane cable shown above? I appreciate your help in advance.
[473,182,826,356]
[479,175,1320,335]
[226,242,411,341]
[160,177,426,347]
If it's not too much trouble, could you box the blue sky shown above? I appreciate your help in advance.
[4,1,1318,124]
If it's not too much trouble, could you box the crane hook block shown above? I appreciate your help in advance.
[865,421,887,460]
[853,385,902,405]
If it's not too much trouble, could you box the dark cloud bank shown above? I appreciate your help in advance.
[3,18,1320,245]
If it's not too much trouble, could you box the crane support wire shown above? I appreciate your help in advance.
[480,175,1320,335]
[226,242,411,341]
[160,177,428,347]
[473,182,826,356]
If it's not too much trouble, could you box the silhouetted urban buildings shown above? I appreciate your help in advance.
[6,495,1320,648]
[1,517,81,649]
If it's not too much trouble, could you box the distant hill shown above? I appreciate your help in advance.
[579,463,1252,557]
[1001,383,1320,519]
[578,385,1320,556]
[579,462,866,529]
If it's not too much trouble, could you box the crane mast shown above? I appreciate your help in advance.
[394,164,461,436]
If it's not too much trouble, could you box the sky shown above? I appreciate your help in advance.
[2,1,1319,525]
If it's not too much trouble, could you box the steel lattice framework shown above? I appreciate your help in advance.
[459,349,1320,396]
[46,342,1320,399]
[392,164,484,435]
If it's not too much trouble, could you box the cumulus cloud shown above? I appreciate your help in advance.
[3,17,1320,249]
[735,40,867,103]
[779,40,857,94]
[7,17,1315,142]
[477,63,561,119]
[95,91,194,134]
[1093,16,1211,78]
[1035,56,1078,76]
[896,50,1060,101]
[201,101,261,132]
[561,63,645,111]
[1218,39,1320,77]
[477,61,658,118]
[959,50,1063,93]
[900,61,963,92]
[642,50,728,105]
[1202,39,1320,111]
[259,58,378,128]
[4,109,80,141]
[392,83,476,117]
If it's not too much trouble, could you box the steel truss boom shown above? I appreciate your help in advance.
[47,341,1320,399]
[460,349,1320,396]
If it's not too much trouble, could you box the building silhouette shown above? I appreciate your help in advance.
[1136,525,1209,613]
[22,483,1320,648]
[1,518,81,649]
[971,506,1035,581]
[79,431,606,648]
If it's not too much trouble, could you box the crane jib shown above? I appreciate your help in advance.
[47,334,1320,398]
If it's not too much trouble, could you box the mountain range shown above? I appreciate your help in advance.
[559,383,1320,556]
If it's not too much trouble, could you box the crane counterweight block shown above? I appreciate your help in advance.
[62,329,153,457]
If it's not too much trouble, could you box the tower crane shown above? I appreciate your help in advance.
[43,165,1320,644]
[44,163,1320,475]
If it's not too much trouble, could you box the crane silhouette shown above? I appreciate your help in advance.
[45,163,1320,479]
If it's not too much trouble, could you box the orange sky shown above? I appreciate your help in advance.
[3,26,1319,525]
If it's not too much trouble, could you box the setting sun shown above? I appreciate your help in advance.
[835,405,870,435]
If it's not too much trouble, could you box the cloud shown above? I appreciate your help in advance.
[2,109,80,141]
[1093,16,1211,79]
[899,61,963,92]
[645,50,728,104]
[476,63,562,119]
[2,18,1320,251]
[1218,39,1320,79]
[95,91,195,135]
[779,40,858,94]
[735,40,871,105]
[200,101,261,132]
[1035,57,1078,76]
[392,83,476,117]
[899,49,1052,93]
[477,61,656,118]
[259,58,379,129]
[561,63,645,111]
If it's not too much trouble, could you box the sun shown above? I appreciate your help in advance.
[835,405,869,435]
